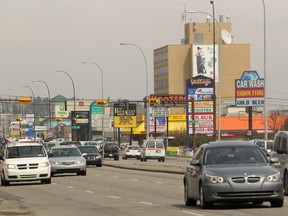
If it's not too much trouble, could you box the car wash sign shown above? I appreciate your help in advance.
[235,71,264,107]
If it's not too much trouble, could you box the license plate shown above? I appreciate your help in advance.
[109,154,113,156]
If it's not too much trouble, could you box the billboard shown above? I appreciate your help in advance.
[192,45,219,82]
[113,103,137,128]
[235,71,265,107]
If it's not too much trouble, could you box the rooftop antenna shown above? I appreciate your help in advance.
[180,3,187,23]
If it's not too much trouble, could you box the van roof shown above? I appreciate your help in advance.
[7,142,43,147]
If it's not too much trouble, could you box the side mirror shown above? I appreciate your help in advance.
[48,153,53,158]
[190,159,200,166]
[82,153,87,156]
[270,157,280,164]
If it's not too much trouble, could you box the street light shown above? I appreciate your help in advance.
[261,0,267,140]
[120,42,150,138]
[56,70,76,141]
[82,61,104,142]
[21,86,36,141]
[33,80,51,135]
[187,8,222,141]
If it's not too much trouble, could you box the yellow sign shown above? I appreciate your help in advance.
[18,97,32,104]
[114,116,136,128]
[168,114,186,121]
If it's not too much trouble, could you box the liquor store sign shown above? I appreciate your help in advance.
[235,71,265,107]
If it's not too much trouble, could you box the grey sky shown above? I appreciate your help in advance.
[0,0,287,110]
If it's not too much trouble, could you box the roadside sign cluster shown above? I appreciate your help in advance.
[186,75,214,135]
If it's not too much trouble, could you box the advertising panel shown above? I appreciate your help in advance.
[186,76,215,135]
[192,45,219,82]
[113,103,137,128]
[235,71,265,107]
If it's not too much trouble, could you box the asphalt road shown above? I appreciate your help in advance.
[0,157,288,216]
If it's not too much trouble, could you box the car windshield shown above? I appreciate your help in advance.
[51,148,81,157]
[7,146,46,158]
[78,146,99,154]
[204,146,268,165]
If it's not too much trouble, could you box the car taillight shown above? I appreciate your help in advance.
[126,150,130,152]
[137,150,141,152]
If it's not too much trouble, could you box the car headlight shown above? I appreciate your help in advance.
[6,164,16,169]
[266,173,280,182]
[206,174,224,184]
[95,155,101,159]
[39,162,50,167]
[51,161,60,165]
[76,160,86,165]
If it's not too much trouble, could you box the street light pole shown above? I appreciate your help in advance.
[21,86,36,141]
[261,0,267,140]
[56,70,76,141]
[33,80,51,137]
[210,1,216,140]
[82,61,104,142]
[120,42,150,138]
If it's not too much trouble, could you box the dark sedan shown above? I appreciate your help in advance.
[183,141,284,209]
[78,145,102,167]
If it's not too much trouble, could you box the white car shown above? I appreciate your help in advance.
[140,139,165,162]
[0,142,51,186]
[122,146,142,160]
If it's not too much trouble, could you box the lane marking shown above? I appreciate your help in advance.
[113,176,119,179]
[84,190,94,193]
[138,201,154,206]
[108,196,120,199]
[129,178,139,181]
[153,181,163,184]
[66,186,74,189]
[181,210,202,216]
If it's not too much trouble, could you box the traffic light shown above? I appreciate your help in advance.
[56,118,61,122]
[148,98,161,105]
[18,97,32,104]
[16,117,22,121]
[72,118,77,123]
[96,100,108,106]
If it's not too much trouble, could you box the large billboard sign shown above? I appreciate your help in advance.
[235,71,265,107]
[113,103,137,128]
[192,45,219,82]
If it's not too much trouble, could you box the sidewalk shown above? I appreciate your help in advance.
[102,156,188,174]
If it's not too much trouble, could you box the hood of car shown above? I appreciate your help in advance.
[204,163,278,177]
[49,156,85,162]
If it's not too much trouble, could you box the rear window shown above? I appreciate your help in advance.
[147,141,164,148]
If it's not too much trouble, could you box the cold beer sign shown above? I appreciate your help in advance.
[235,71,264,107]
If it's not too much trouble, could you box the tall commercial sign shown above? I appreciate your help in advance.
[186,75,214,136]
[235,71,265,107]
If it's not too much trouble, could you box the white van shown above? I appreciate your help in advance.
[140,139,165,162]
[0,142,51,186]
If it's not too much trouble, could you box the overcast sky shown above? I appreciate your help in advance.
[0,0,287,110]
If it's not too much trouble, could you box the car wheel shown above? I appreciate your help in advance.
[144,157,147,162]
[41,178,51,184]
[97,164,102,167]
[162,158,165,162]
[270,199,284,207]
[114,157,119,161]
[184,181,197,206]
[140,157,143,162]
[200,184,212,209]
[284,171,288,195]
[81,171,87,176]
[1,174,10,186]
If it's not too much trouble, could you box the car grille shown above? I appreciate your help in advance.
[218,191,274,197]
[61,162,75,166]
[88,156,95,160]
[17,163,39,170]
[20,174,38,179]
[231,176,261,183]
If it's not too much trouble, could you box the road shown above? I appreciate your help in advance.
[0,158,288,216]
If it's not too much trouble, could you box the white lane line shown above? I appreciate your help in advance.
[138,201,154,206]
[85,190,94,194]
[113,176,119,179]
[66,186,74,189]
[51,183,58,185]
[129,178,139,181]
[108,196,120,199]
[181,210,202,216]
[153,181,163,184]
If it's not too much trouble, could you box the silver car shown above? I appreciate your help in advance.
[184,141,284,209]
[49,146,87,176]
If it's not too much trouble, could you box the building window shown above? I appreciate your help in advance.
[155,66,168,76]
[154,80,168,90]
[154,52,168,63]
